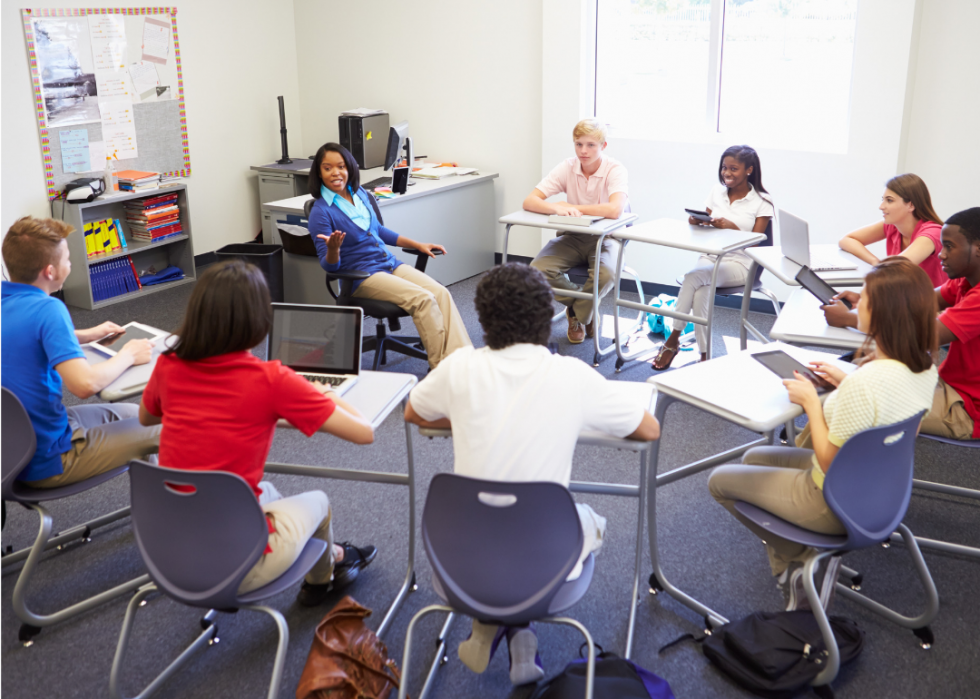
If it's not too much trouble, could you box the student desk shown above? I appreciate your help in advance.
[609,219,765,367]
[82,332,176,402]
[738,246,873,351]
[498,210,639,365]
[261,169,499,295]
[413,380,656,675]
[645,342,848,628]
[264,371,418,639]
[768,288,867,351]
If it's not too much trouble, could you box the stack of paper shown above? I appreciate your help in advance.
[412,166,478,180]
[340,108,386,117]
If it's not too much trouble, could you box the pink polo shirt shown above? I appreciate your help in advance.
[884,219,948,287]
[535,155,628,206]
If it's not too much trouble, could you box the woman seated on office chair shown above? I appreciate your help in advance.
[307,142,472,370]
[139,260,378,607]
[652,145,774,370]
[708,257,938,612]
[836,173,947,287]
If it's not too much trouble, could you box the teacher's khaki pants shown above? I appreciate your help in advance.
[354,265,472,369]
[709,446,845,577]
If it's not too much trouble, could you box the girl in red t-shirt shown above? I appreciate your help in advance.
[140,260,377,606]
[838,173,948,287]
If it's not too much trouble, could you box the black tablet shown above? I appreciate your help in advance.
[685,208,712,223]
[752,350,830,394]
[795,266,852,309]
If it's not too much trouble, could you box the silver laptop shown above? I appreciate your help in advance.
[268,303,363,396]
[779,209,857,272]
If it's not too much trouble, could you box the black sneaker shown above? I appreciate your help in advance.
[296,543,378,607]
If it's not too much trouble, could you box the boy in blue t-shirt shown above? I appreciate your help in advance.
[1,217,160,486]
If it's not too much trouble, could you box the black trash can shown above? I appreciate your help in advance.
[215,243,284,302]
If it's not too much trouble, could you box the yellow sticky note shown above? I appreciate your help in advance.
[366,131,372,140]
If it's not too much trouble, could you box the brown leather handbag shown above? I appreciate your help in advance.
[296,596,405,699]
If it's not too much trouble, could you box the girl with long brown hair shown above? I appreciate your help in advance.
[707,257,938,611]
[838,173,948,286]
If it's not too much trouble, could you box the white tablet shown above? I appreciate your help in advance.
[87,321,168,357]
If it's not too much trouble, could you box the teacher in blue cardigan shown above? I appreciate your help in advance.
[308,143,472,369]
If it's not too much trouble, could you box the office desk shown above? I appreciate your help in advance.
[769,288,867,351]
[414,380,656,671]
[264,371,418,639]
[645,343,849,627]
[261,169,499,293]
[739,246,872,351]
[82,332,175,402]
[609,219,766,367]
[498,210,639,365]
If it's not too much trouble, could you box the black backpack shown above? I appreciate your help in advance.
[695,611,864,699]
[528,651,675,699]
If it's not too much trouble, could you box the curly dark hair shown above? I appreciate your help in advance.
[475,263,554,350]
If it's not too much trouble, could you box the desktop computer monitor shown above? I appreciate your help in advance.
[384,121,412,170]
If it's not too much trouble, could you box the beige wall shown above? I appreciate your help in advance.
[1,0,304,257]
[291,0,544,257]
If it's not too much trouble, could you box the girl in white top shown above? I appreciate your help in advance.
[653,145,774,369]
[708,257,939,610]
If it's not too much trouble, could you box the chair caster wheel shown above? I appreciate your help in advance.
[208,636,220,646]
[648,572,663,595]
[881,541,891,549]
[913,626,934,649]
[849,573,863,591]
[19,624,41,645]
[410,572,418,592]
[592,353,601,367]
[703,616,715,636]
[615,358,625,373]
[439,655,449,666]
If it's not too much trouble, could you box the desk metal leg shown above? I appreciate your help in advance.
[739,261,770,350]
[376,401,418,639]
[624,448,648,660]
[502,224,512,264]
[703,253,726,361]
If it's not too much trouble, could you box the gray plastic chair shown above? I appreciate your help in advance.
[1,387,148,645]
[734,410,937,689]
[398,473,597,699]
[109,460,327,699]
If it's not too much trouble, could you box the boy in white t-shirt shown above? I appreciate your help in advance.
[405,262,659,686]
[525,118,629,344]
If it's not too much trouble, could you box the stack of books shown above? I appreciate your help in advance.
[84,218,128,258]
[124,193,183,243]
[116,169,160,193]
[89,255,142,303]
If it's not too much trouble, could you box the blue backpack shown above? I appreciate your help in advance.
[645,294,694,337]
[528,651,675,699]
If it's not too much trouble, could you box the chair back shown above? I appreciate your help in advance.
[1,387,38,499]
[751,218,774,285]
[127,460,269,609]
[422,473,583,626]
[822,410,926,550]
[304,191,385,226]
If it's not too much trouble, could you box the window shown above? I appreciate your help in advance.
[595,0,859,153]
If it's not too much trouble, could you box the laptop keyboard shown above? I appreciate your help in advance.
[300,374,345,386]
[810,255,855,271]
[361,176,392,190]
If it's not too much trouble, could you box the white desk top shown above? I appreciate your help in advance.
[648,342,852,433]
[85,332,175,402]
[612,218,766,255]
[418,379,657,451]
[262,168,499,216]
[498,209,638,234]
[746,245,872,286]
[342,371,417,428]
[770,288,867,350]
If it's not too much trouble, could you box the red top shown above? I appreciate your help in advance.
[142,351,335,497]
[884,219,948,287]
[938,278,980,438]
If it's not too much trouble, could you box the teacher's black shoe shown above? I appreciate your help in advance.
[297,543,378,607]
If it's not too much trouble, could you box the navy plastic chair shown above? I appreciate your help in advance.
[734,410,938,689]
[109,460,327,699]
[398,474,597,699]
[1,387,148,645]
[302,197,439,370]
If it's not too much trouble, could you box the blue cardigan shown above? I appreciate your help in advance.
[309,187,403,291]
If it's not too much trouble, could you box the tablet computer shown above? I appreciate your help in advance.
[88,321,166,357]
[752,349,831,394]
[685,208,712,223]
[795,265,852,309]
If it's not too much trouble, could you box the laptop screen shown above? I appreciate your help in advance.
[269,304,362,375]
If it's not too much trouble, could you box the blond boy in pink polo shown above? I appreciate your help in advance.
[525,119,629,343]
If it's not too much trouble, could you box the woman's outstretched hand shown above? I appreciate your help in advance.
[318,231,346,264]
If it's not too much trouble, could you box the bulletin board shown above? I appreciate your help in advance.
[21,7,191,200]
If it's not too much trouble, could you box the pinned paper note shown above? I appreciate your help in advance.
[129,61,160,101]
[96,75,130,99]
[88,141,106,171]
[89,16,126,72]
[59,130,91,173]
[99,100,139,160]
[141,18,170,65]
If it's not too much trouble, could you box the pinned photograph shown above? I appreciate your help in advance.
[33,18,100,128]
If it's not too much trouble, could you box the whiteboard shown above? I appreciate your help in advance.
[21,7,190,199]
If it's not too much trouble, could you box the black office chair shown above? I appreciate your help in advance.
[301,197,441,371]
